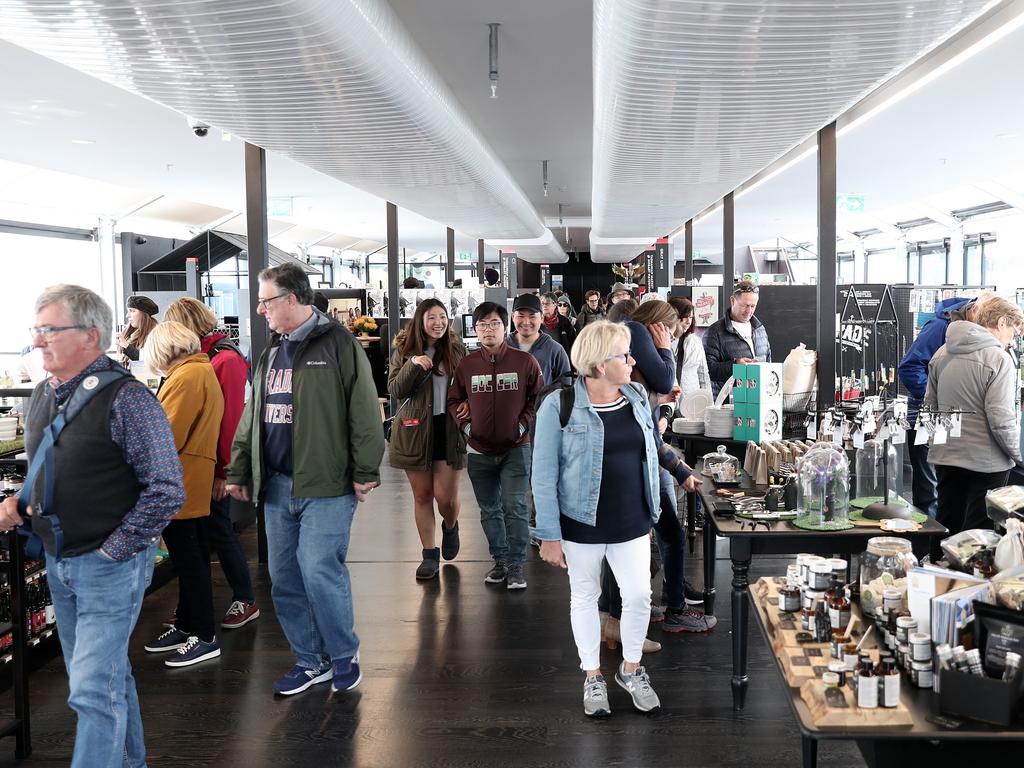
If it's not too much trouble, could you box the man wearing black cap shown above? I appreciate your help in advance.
[507,293,571,387]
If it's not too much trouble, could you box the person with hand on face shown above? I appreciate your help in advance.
[924,297,1024,535]
[576,290,607,331]
[163,297,258,630]
[668,296,711,406]
[540,292,576,357]
[225,263,384,697]
[449,302,543,590]
[0,285,183,768]
[507,293,571,387]
[703,281,771,396]
[116,294,159,368]
[388,298,468,581]
[532,321,700,717]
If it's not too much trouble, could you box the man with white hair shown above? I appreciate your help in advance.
[0,284,184,768]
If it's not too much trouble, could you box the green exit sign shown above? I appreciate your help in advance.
[457,251,474,262]
[837,194,865,213]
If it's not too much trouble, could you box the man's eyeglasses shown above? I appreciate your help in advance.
[605,353,633,363]
[29,325,86,341]
[475,319,504,331]
[257,292,290,309]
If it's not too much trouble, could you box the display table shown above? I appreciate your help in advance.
[695,460,948,710]
[748,578,1024,768]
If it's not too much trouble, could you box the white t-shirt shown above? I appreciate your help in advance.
[732,320,755,357]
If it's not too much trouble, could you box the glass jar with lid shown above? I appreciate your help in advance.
[794,443,851,530]
[855,438,902,504]
[859,536,918,616]
[701,445,740,483]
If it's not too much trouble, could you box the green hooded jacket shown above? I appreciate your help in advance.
[226,311,384,499]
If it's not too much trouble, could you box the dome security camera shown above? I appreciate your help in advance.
[185,115,210,137]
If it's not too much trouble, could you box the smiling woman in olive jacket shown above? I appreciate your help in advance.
[388,298,468,580]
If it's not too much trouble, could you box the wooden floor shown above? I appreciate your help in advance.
[0,465,864,767]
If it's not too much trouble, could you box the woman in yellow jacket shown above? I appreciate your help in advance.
[141,321,226,668]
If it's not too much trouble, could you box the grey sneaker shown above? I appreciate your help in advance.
[506,563,527,590]
[662,606,718,633]
[583,674,611,717]
[615,663,661,712]
[484,562,507,584]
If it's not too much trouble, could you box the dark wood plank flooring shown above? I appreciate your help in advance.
[0,465,864,766]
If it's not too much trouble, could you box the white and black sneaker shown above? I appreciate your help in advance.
[506,564,527,590]
[144,627,189,653]
[164,636,221,668]
[484,561,507,584]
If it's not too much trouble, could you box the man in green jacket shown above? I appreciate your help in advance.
[226,263,384,697]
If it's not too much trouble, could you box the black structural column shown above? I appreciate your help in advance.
[477,238,485,282]
[244,142,269,565]
[387,203,400,353]
[446,227,456,287]
[817,123,838,410]
[722,192,735,317]
[684,219,694,283]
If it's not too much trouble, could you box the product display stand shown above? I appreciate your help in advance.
[0,532,31,758]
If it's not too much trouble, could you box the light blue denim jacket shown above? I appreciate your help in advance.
[530,378,661,541]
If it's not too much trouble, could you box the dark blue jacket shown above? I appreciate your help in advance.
[624,320,675,394]
[507,330,571,387]
[898,297,973,421]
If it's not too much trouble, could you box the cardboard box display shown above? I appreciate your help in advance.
[732,363,748,403]
[745,362,784,402]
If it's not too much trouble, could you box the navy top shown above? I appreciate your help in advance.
[263,338,297,474]
[624,320,675,394]
[560,396,651,544]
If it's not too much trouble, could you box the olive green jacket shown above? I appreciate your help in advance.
[227,311,384,499]
[387,340,467,471]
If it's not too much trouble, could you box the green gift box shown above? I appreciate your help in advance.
[732,363,748,403]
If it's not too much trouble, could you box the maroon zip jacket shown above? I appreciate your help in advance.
[447,342,542,455]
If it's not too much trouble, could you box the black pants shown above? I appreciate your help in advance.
[935,465,1009,535]
[163,518,216,642]
[908,435,938,517]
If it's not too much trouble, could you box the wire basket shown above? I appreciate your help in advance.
[783,391,813,413]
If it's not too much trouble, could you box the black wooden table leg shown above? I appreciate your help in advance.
[730,537,752,711]
[801,735,817,768]
[703,512,717,616]
[684,438,696,555]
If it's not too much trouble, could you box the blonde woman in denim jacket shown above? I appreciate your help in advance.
[532,321,700,717]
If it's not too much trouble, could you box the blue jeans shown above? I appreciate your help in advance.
[654,468,685,610]
[202,495,255,603]
[263,472,358,669]
[908,434,938,517]
[467,444,532,566]
[47,545,157,768]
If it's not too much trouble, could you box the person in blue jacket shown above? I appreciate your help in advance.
[897,295,987,517]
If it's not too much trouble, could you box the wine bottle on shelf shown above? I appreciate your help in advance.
[42,575,55,626]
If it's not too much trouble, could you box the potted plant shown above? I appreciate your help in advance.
[353,315,378,337]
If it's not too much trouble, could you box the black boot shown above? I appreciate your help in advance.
[416,548,441,580]
[441,520,461,561]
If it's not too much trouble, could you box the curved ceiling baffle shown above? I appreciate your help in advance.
[590,0,1000,263]
[0,0,566,263]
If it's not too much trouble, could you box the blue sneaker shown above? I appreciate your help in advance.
[274,663,333,696]
[144,627,189,653]
[164,636,221,668]
[331,653,362,692]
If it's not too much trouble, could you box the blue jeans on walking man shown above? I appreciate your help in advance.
[263,472,358,670]
[47,545,157,768]
[467,444,532,567]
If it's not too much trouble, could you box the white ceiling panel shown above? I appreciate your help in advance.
[0,0,563,260]
[590,0,1000,260]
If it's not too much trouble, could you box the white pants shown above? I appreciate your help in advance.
[562,535,652,670]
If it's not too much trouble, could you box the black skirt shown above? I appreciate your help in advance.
[431,414,447,463]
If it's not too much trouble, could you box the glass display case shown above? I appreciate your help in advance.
[855,438,902,503]
[794,443,851,530]
[860,536,918,615]
[701,445,740,483]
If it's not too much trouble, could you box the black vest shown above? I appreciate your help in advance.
[24,376,143,557]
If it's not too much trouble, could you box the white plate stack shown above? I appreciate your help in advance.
[704,405,735,439]
[673,417,704,435]
[0,416,17,442]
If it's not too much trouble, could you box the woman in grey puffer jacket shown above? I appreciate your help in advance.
[924,296,1024,533]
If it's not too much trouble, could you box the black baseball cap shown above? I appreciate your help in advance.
[512,294,542,314]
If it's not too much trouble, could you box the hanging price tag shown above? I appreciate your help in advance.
[832,419,845,446]
[932,424,948,445]
[806,416,817,440]
[913,427,929,446]
[890,426,906,445]
[949,411,962,438]
[876,422,890,441]
[852,428,865,449]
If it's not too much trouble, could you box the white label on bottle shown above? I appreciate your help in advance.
[858,675,878,708]
[45,605,56,625]
[884,674,900,707]
[829,607,839,627]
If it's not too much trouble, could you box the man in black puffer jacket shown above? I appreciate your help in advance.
[703,281,772,396]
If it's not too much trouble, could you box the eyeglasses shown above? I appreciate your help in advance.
[605,353,633,363]
[257,292,290,309]
[29,325,86,341]
[475,319,504,331]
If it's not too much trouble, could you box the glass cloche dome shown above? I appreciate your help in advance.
[701,445,740,482]
[795,443,852,530]
[855,438,902,504]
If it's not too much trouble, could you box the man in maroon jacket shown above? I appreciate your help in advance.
[449,301,542,590]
